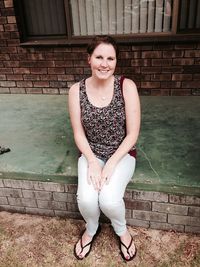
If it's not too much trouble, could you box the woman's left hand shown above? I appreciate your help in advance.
[100,159,116,189]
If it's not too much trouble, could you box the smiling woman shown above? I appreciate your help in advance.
[68,35,141,261]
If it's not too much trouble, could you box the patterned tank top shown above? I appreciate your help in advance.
[79,75,136,161]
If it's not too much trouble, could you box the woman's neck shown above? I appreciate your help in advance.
[88,75,114,90]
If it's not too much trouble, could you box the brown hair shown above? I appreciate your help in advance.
[87,35,119,58]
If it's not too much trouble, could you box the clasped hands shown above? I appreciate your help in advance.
[87,159,115,191]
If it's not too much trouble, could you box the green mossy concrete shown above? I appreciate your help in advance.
[0,95,199,196]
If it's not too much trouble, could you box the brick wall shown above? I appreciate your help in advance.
[0,0,200,96]
[0,179,199,234]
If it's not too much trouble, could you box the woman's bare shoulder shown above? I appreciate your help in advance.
[69,82,80,97]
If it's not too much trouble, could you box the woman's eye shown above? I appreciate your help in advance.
[96,56,102,59]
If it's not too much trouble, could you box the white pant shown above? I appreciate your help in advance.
[77,154,136,236]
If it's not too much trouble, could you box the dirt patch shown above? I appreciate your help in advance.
[0,211,199,267]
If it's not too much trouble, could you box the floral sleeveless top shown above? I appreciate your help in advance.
[79,75,136,161]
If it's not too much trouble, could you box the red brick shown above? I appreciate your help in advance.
[34,81,49,88]
[4,0,13,8]
[163,51,184,58]
[0,88,10,93]
[0,68,13,74]
[173,58,194,65]
[0,32,10,39]
[184,50,200,58]
[0,17,7,24]
[7,74,23,81]
[4,61,19,67]
[0,54,10,60]
[1,8,15,16]
[45,52,63,60]
[175,44,196,50]
[142,51,162,58]
[162,66,183,73]
[193,74,200,80]
[0,40,7,46]
[152,59,172,66]
[13,68,30,74]
[131,59,151,66]
[171,89,192,96]
[54,47,72,52]
[153,44,174,50]
[23,74,40,81]
[131,46,141,51]
[48,68,65,74]
[26,88,43,94]
[10,88,26,94]
[4,24,17,32]
[1,47,17,53]
[40,74,57,81]
[64,52,87,61]
[141,67,161,73]
[42,88,59,94]
[0,25,4,31]
[182,81,200,88]
[55,61,73,67]
[161,81,181,88]
[27,54,45,60]
[7,16,16,23]
[59,88,68,95]
[10,54,27,61]
[17,81,33,87]
[151,74,171,81]
[0,74,6,80]
[30,68,47,74]
[49,81,67,88]
[0,81,15,87]
[58,75,74,81]
[66,67,83,74]
[74,60,88,67]
[172,74,192,81]
[7,39,20,46]
[141,82,160,89]
[151,89,171,96]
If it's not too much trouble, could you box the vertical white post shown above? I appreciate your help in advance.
[93,0,101,34]
[78,0,87,35]
[124,0,132,34]
[155,0,164,32]
[148,0,155,32]
[163,0,172,32]
[101,0,109,34]
[140,0,148,33]
[132,0,139,33]
[70,0,80,35]
[86,0,94,35]
[116,0,124,34]
[108,0,116,34]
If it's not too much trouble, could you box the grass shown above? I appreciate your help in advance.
[0,211,199,267]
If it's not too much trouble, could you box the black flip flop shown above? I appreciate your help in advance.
[74,225,101,260]
[119,236,137,262]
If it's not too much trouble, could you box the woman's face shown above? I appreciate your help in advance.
[88,43,117,80]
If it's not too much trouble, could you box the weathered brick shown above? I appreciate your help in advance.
[152,59,172,66]
[182,81,200,88]
[30,68,47,74]
[7,74,23,80]
[124,190,132,199]
[4,0,13,8]
[185,226,200,234]
[171,89,192,96]
[172,74,192,81]
[53,192,68,202]
[141,67,161,73]
[151,74,171,81]
[125,209,132,219]
[54,210,81,219]
[34,191,53,200]
[0,197,8,205]
[0,68,13,74]
[132,190,168,202]
[66,202,79,212]
[7,16,16,23]
[26,207,54,217]
[173,58,194,65]
[37,200,66,210]
[13,68,30,74]
[169,195,200,206]
[0,81,15,87]
[0,188,22,198]
[34,81,49,88]
[0,74,6,81]
[163,51,184,58]
[132,210,167,222]
[142,51,162,58]
[184,50,200,58]
[49,81,68,88]
[22,190,35,199]
[67,193,76,203]
[42,88,59,94]
[168,214,200,227]
[3,179,34,190]
[17,81,33,87]
[33,182,65,192]
[125,200,151,211]
[0,205,25,213]
[127,218,150,228]
[131,59,151,66]
[188,207,200,217]
[40,74,57,81]
[65,184,77,193]
[48,68,65,74]
[150,222,184,232]
[152,202,188,215]
[26,88,43,94]
[0,88,10,93]
[55,61,73,67]
[10,88,26,94]
[141,82,160,89]
[0,180,4,187]
[4,24,17,32]
[8,197,37,208]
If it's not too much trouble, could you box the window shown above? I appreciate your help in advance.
[14,0,200,44]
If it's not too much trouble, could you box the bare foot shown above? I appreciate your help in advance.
[74,231,93,259]
[120,230,136,261]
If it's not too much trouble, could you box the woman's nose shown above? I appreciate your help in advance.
[100,59,108,67]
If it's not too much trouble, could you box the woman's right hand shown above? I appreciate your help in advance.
[87,160,102,191]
